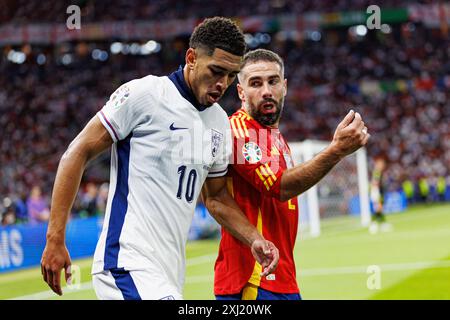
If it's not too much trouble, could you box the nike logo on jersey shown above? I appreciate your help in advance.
[169,123,188,130]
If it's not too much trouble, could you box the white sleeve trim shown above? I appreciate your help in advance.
[97,111,119,142]
[207,167,228,178]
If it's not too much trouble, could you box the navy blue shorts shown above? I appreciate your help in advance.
[216,284,301,301]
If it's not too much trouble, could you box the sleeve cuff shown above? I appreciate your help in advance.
[207,167,228,178]
[97,111,120,142]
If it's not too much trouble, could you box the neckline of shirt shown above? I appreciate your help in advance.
[168,65,208,112]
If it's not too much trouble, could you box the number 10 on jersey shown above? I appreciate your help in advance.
[177,166,197,203]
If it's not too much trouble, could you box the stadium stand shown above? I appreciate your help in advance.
[0,1,449,225]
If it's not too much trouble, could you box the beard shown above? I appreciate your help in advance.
[247,97,284,126]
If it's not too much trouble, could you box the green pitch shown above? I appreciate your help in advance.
[1,203,449,300]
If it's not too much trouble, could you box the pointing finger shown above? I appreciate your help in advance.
[260,243,279,276]
[347,112,363,131]
[337,110,355,129]
[263,242,271,255]
[353,112,362,126]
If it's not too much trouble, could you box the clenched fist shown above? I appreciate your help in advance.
[330,110,370,158]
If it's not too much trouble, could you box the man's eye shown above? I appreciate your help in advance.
[270,79,279,85]
[211,69,222,76]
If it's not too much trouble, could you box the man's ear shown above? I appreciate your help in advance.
[283,78,288,97]
[237,82,246,103]
[185,48,196,70]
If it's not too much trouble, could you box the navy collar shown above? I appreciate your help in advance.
[168,66,208,112]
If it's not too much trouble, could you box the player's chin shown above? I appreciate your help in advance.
[198,96,212,107]
[258,114,279,126]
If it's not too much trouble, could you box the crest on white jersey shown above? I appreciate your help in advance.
[110,85,130,109]
[211,129,223,158]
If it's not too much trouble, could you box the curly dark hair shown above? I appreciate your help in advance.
[189,17,246,57]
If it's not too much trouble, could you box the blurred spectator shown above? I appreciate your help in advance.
[96,182,109,214]
[1,205,16,226]
[79,182,99,217]
[418,177,430,203]
[14,192,29,223]
[1,197,16,225]
[402,179,415,204]
[26,186,50,224]
[437,176,446,202]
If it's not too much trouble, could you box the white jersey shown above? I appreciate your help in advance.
[91,67,231,296]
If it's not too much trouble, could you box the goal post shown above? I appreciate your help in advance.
[289,140,371,237]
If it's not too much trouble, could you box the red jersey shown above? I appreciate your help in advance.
[214,108,300,295]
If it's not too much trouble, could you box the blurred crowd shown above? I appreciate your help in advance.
[0,0,421,24]
[277,23,449,192]
[1,183,109,226]
[0,18,449,225]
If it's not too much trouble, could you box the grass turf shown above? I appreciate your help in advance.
[1,203,449,300]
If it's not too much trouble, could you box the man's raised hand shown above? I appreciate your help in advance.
[331,110,370,158]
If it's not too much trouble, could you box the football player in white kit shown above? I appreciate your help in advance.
[40,17,279,300]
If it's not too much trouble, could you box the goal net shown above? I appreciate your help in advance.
[289,140,371,238]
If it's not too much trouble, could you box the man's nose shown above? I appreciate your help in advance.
[216,76,227,92]
[261,83,273,99]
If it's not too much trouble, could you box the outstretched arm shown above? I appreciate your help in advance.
[41,116,113,295]
[201,177,279,276]
[279,110,370,201]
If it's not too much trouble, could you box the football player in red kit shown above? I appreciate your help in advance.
[214,49,370,300]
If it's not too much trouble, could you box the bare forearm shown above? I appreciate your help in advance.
[46,117,112,243]
[46,147,89,243]
[280,145,342,201]
[205,194,263,247]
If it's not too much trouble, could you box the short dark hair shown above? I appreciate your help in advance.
[239,49,285,80]
[189,17,246,56]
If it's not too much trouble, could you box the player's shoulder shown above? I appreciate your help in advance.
[209,102,228,117]
[203,103,229,125]
[229,109,254,125]
[123,74,167,101]
[229,108,258,139]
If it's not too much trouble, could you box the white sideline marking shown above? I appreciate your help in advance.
[11,259,450,299]
[299,260,450,276]
[184,260,450,283]
[8,253,218,300]
[186,254,217,267]
[9,281,94,300]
